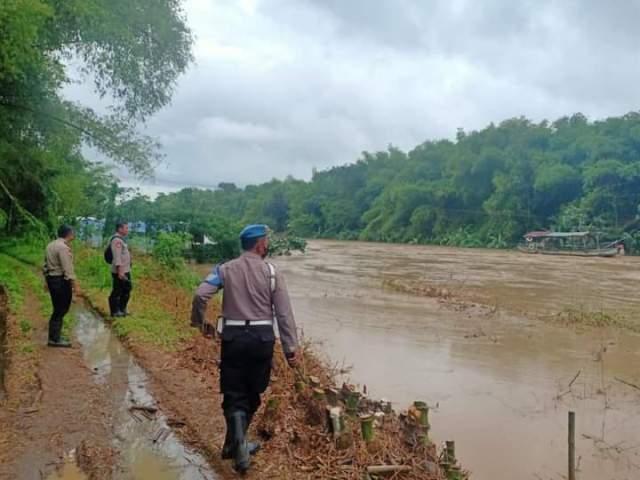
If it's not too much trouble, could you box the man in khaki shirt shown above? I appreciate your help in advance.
[191,224,299,473]
[43,225,79,347]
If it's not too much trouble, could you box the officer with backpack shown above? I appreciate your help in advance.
[105,221,132,317]
[190,224,300,474]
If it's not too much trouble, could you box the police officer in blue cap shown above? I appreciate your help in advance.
[191,224,300,473]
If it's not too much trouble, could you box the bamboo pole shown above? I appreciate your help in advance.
[568,411,575,480]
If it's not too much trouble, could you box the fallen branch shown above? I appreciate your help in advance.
[568,370,581,388]
[614,377,640,392]
[366,465,411,474]
[130,405,158,414]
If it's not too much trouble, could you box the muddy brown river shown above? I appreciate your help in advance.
[275,240,640,480]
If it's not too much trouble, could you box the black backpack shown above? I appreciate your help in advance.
[103,235,118,264]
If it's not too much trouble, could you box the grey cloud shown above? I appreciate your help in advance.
[65,0,640,192]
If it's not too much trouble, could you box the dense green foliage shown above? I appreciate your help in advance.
[118,113,640,249]
[0,0,193,235]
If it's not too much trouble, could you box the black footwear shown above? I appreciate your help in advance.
[222,413,261,460]
[48,339,72,348]
[222,412,261,460]
[230,411,251,473]
[112,311,126,318]
[221,441,260,459]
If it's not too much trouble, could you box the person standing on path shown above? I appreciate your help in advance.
[108,221,132,318]
[43,225,80,347]
[191,224,300,473]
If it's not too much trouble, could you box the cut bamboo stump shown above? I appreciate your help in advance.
[328,407,344,439]
[414,400,430,445]
[447,465,462,480]
[414,401,430,427]
[325,387,340,406]
[312,387,325,401]
[346,391,361,414]
[309,375,321,388]
[446,440,456,464]
[360,414,375,443]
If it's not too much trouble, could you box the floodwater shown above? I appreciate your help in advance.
[275,240,640,480]
[69,307,216,480]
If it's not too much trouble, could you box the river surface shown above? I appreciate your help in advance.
[275,240,640,480]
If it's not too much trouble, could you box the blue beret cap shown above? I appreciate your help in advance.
[240,224,269,240]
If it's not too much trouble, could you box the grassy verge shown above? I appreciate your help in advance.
[0,252,47,357]
[0,241,76,338]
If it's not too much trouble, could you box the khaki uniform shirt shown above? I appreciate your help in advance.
[191,251,299,353]
[43,238,76,281]
[110,235,131,274]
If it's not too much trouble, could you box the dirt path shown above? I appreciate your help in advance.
[0,288,115,480]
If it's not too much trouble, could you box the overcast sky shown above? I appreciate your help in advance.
[66,0,640,194]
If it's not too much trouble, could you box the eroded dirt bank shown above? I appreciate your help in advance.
[272,240,640,480]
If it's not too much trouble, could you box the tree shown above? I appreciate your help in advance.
[0,0,193,234]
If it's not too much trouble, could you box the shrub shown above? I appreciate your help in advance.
[152,232,191,269]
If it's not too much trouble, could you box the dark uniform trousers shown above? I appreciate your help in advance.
[109,273,132,315]
[46,276,72,342]
[220,325,275,417]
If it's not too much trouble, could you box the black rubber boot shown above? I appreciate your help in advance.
[231,411,250,473]
[245,411,261,456]
[222,414,261,459]
[221,415,234,459]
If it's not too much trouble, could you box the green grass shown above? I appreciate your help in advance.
[111,305,192,349]
[0,253,25,311]
[550,305,640,333]
[1,240,76,342]
[19,318,32,334]
[75,245,201,350]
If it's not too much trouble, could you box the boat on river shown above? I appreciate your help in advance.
[517,231,621,257]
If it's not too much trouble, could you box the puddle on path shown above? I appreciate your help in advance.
[275,240,640,480]
[73,307,216,480]
[46,451,87,480]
